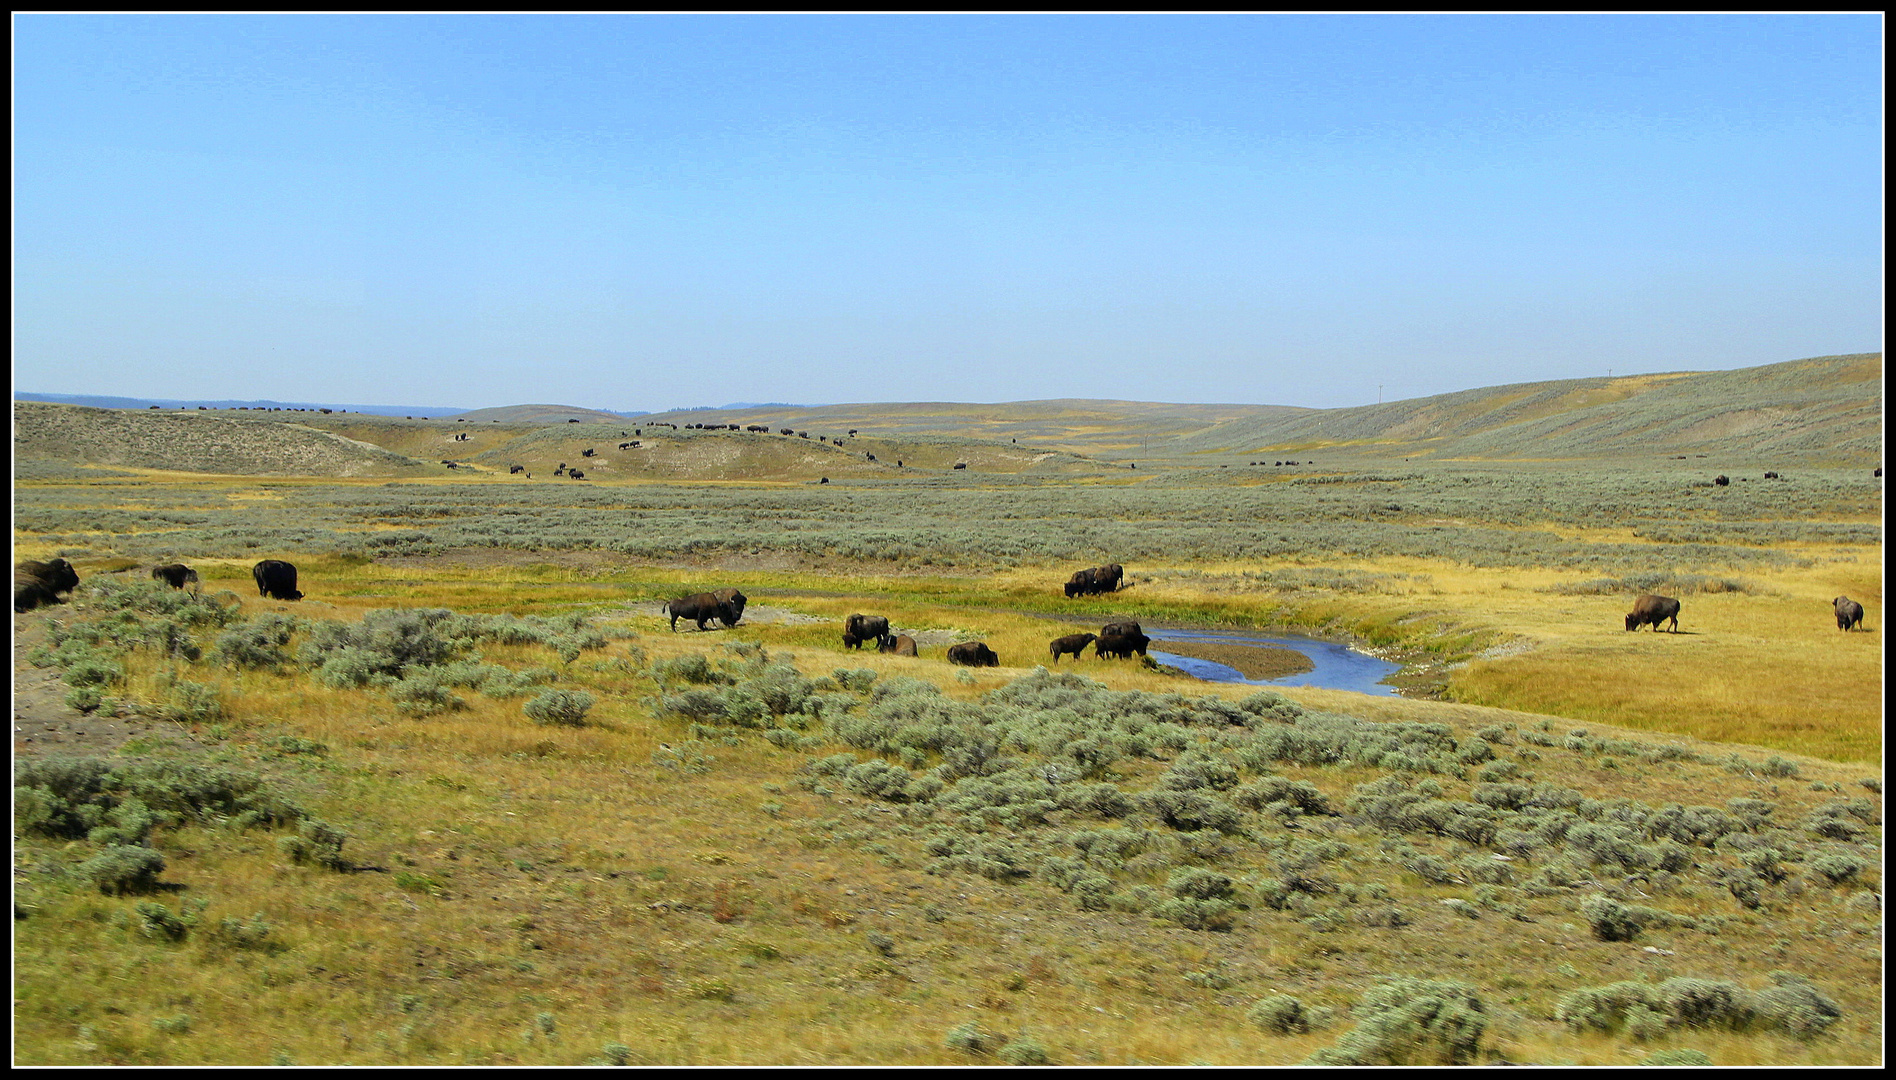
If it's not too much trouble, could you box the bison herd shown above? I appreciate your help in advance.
[16,557,302,613]
[16,556,1876,696]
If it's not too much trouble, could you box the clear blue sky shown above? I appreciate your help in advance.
[13,13,1883,411]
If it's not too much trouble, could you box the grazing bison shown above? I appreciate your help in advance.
[150,563,199,591]
[252,559,303,601]
[1064,564,1125,597]
[666,590,742,632]
[1714,475,1730,486]
[15,558,80,613]
[843,614,891,650]
[1096,624,1151,659]
[1624,594,1681,633]
[947,641,999,667]
[877,633,918,656]
[1834,596,1865,631]
[1049,633,1097,662]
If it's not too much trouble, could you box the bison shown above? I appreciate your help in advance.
[877,633,918,656]
[666,590,743,632]
[947,641,999,667]
[711,587,747,625]
[15,558,80,613]
[150,563,200,591]
[1714,475,1730,486]
[1064,568,1097,597]
[1064,564,1125,597]
[1834,596,1865,631]
[1096,627,1151,659]
[252,559,303,601]
[1624,594,1680,633]
[843,614,891,650]
[1049,633,1097,662]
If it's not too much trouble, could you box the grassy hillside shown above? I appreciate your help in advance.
[17,353,1881,480]
[449,404,631,424]
[12,402,434,478]
[634,400,1308,460]
[1170,354,1882,464]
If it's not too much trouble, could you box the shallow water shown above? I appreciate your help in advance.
[1146,627,1403,696]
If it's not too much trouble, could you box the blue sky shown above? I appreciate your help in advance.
[13,14,1883,411]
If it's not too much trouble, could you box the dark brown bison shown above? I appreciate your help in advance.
[150,563,200,590]
[1064,564,1125,597]
[1714,475,1730,486]
[1064,568,1097,597]
[843,614,891,649]
[15,558,80,613]
[1624,594,1680,632]
[1834,596,1865,631]
[711,587,747,625]
[877,633,918,656]
[947,641,999,667]
[252,559,303,601]
[1049,633,1097,662]
[1096,621,1149,658]
[666,590,743,631]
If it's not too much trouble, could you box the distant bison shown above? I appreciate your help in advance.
[252,559,303,601]
[843,614,891,650]
[150,563,200,591]
[877,633,918,656]
[1049,633,1097,662]
[666,590,743,632]
[1834,596,1865,632]
[1096,622,1150,659]
[947,641,999,667]
[1064,564,1124,597]
[1714,475,1730,486]
[15,558,80,613]
[1624,594,1680,633]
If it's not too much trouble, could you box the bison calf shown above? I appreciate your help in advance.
[151,563,200,591]
[1049,633,1097,662]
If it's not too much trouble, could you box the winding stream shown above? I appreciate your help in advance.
[1145,627,1404,696]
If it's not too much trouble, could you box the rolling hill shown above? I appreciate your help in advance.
[14,353,1881,479]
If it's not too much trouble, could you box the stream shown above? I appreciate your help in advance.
[1145,627,1404,696]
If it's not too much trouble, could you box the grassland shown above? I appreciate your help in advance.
[11,358,1882,1065]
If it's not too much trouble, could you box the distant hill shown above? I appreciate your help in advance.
[449,404,642,424]
[1167,353,1882,463]
[636,399,1310,458]
[13,392,471,418]
[16,353,1881,478]
[12,402,433,478]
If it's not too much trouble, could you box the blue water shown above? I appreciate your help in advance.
[1145,627,1403,696]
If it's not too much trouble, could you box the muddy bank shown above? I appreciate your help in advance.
[1148,638,1314,681]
